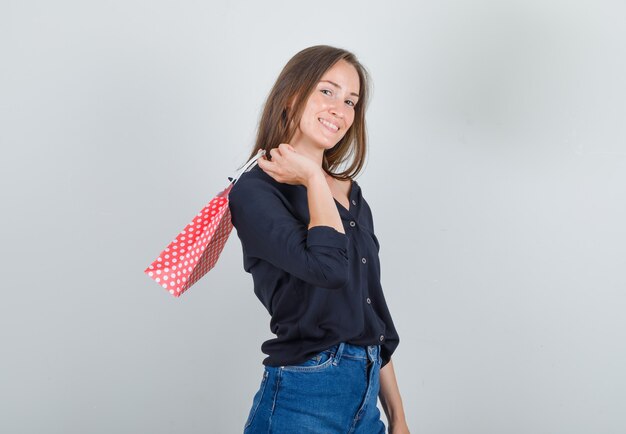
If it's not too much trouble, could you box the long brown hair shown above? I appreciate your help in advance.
[238,45,371,181]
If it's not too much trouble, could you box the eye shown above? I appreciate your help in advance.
[321,88,356,107]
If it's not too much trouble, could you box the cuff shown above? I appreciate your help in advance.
[306,225,349,250]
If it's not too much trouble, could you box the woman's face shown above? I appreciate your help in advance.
[291,59,360,151]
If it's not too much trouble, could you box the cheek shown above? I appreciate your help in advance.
[347,113,356,129]
[300,116,319,133]
[302,104,320,123]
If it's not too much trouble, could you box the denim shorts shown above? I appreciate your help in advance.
[243,342,386,433]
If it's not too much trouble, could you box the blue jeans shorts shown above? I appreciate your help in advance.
[243,342,386,433]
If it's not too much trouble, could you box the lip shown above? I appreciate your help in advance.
[318,117,341,133]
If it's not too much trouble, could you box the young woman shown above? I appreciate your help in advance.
[228,45,410,434]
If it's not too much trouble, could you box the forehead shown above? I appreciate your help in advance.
[320,60,360,92]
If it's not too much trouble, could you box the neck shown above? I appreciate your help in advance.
[290,127,332,169]
[290,143,326,170]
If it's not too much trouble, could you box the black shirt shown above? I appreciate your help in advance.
[228,163,400,369]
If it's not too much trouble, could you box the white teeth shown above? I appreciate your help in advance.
[318,118,339,131]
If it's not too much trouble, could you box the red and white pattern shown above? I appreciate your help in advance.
[144,182,235,297]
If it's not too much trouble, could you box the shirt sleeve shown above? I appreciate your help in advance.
[380,333,400,369]
[228,178,350,289]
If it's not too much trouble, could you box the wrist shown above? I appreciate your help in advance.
[385,408,407,426]
[389,417,409,432]
[303,168,325,188]
[390,415,407,424]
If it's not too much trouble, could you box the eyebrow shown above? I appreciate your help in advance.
[319,80,360,98]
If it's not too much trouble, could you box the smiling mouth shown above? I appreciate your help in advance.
[318,117,340,132]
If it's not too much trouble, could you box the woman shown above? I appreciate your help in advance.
[228,45,410,434]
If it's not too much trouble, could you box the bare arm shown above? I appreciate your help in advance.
[257,143,344,234]
[379,358,410,433]
[304,171,344,234]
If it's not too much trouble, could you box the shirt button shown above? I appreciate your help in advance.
[361,257,367,264]
[349,221,356,227]
[379,334,384,342]
[352,199,357,205]
[366,297,371,304]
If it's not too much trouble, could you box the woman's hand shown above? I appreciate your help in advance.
[257,143,322,187]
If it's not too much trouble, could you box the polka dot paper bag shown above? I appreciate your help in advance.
[144,151,265,297]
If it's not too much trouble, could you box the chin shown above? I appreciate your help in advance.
[317,135,344,149]
[318,142,340,152]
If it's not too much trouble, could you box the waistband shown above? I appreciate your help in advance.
[325,342,380,365]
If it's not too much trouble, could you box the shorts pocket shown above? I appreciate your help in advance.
[282,349,334,372]
[244,369,269,429]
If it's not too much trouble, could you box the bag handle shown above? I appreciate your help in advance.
[228,150,266,184]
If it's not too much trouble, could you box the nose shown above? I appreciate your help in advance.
[328,104,345,119]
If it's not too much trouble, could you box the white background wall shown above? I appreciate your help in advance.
[1,1,625,433]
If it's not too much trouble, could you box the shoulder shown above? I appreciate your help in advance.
[230,164,275,197]
[229,164,302,210]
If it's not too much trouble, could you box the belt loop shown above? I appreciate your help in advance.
[367,345,380,363]
[332,342,346,366]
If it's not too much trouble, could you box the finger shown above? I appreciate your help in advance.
[258,160,280,180]
[281,143,295,153]
[269,147,283,161]
[257,155,270,169]
[258,155,279,173]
